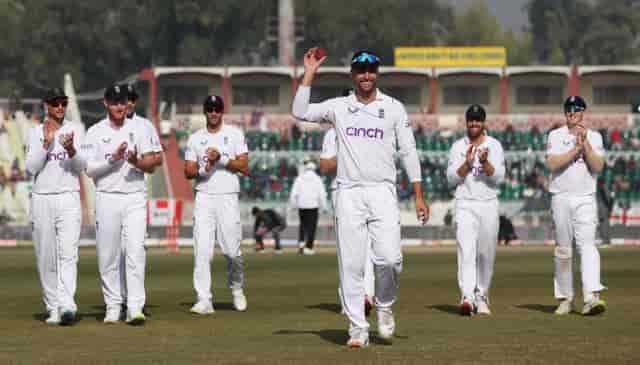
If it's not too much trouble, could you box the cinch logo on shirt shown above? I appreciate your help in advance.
[346,127,384,139]
[46,151,69,161]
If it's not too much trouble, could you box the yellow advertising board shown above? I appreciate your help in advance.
[394,47,506,68]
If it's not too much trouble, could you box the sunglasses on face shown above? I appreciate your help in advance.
[107,99,128,106]
[205,106,224,113]
[49,100,68,108]
[351,52,381,65]
[352,64,379,74]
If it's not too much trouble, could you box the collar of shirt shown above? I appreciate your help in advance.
[348,88,386,106]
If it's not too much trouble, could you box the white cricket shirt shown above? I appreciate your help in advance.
[446,135,505,200]
[546,126,605,196]
[320,128,338,191]
[292,86,421,188]
[25,120,86,194]
[289,168,328,210]
[127,113,163,153]
[184,124,248,194]
[83,117,153,193]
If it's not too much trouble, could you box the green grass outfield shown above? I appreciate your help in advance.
[0,246,638,365]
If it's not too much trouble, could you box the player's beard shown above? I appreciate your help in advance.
[467,124,485,142]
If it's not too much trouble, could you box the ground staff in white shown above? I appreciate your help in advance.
[547,96,607,316]
[25,88,86,326]
[83,84,157,325]
[446,104,505,316]
[293,49,429,348]
[320,128,375,314]
[184,95,250,315]
[289,159,327,255]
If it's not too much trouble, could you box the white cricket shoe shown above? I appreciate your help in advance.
[126,309,146,326]
[232,289,248,312]
[274,248,284,255]
[103,306,121,324]
[346,330,369,348]
[190,301,215,315]
[476,298,491,315]
[302,247,316,256]
[45,310,60,325]
[377,308,395,340]
[554,299,575,315]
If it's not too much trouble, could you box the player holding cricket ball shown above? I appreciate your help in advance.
[293,48,429,348]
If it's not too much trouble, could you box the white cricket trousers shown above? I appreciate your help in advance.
[335,184,402,335]
[95,191,147,313]
[455,199,499,302]
[193,192,243,303]
[31,191,82,313]
[551,194,605,302]
[331,189,375,302]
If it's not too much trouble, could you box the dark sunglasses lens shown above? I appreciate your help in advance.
[50,101,68,107]
[353,64,378,74]
[205,106,223,113]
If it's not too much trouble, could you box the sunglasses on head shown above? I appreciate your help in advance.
[49,100,68,108]
[205,106,224,113]
[351,52,381,65]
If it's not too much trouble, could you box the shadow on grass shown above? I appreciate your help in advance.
[427,304,460,315]
[514,304,556,314]
[305,303,342,314]
[274,329,400,346]
[179,301,235,311]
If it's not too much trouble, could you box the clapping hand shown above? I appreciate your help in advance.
[465,145,476,166]
[478,147,489,164]
[110,142,128,162]
[59,131,76,157]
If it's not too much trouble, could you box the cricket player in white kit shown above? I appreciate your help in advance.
[26,88,86,326]
[293,49,429,348]
[320,128,375,316]
[184,95,250,315]
[547,96,607,316]
[446,104,505,316]
[83,84,158,325]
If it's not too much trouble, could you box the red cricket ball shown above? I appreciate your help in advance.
[314,47,327,60]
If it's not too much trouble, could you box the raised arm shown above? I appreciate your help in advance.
[291,48,334,123]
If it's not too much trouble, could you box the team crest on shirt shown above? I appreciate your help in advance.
[378,108,385,118]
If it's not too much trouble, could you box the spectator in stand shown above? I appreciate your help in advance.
[609,128,623,150]
[596,177,613,246]
[10,158,24,181]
